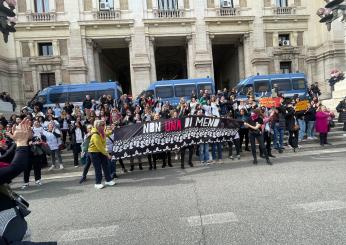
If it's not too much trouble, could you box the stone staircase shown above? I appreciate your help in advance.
[37,121,346,178]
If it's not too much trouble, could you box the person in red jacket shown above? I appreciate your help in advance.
[315,105,334,146]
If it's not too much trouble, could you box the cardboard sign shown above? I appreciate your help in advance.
[259,98,281,108]
[295,100,309,111]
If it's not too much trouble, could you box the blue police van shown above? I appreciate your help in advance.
[32,81,123,109]
[137,78,215,106]
[235,73,309,100]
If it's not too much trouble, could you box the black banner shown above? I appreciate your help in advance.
[112,116,241,159]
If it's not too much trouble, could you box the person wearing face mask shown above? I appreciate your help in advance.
[243,109,272,165]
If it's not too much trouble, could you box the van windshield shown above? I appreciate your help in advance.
[155,86,174,99]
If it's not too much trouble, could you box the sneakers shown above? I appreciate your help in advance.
[35,180,42,186]
[21,183,29,190]
[59,164,64,170]
[104,181,116,186]
[237,155,241,160]
[74,165,79,168]
[229,156,234,160]
[207,160,215,164]
[48,165,55,171]
[94,184,105,189]
[218,159,223,164]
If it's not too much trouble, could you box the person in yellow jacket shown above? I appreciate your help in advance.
[88,120,115,189]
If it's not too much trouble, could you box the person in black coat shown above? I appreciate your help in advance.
[285,104,299,151]
[336,97,346,131]
[69,121,86,167]
[243,109,272,165]
[0,119,32,243]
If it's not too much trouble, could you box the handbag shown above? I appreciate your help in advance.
[293,117,300,131]
[329,120,335,128]
[0,185,30,243]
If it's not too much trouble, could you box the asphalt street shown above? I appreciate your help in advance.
[14,149,346,245]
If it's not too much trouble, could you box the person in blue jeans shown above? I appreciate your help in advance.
[296,110,306,142]
[305,103,317,139]
[199,143,210,165]
[272,106,286,153]
[211,142,222,163]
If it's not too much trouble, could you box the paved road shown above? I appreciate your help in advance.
[14,149,346,245]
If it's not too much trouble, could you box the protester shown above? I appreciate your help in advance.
[243,109,272,165]
[88,120,115,189]
[336,96,346,131]
[43,123,64,171]
[69,121,85,167]
[315,105,334,146]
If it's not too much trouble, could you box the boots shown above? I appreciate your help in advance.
[129,165,134,172]
[139,163,143,170]
[266,158,273,165]
[267,150,276,158]
[253,158,258,165]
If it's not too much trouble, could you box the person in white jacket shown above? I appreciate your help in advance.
[42,122,64,170]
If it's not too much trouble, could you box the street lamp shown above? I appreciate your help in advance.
[0,0,16,43]
[316,0,346,31]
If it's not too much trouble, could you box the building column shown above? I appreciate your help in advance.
[25,0,32,12]
[86,39,96,81]
[125,36,135,94]
[238,42,245,80]
[94,47,101,81]
[55,67,62,83]
[28,41,35,57]
[52,40,59,56]
[178,0,184,9]
[149,36,156,83]
[214,0,220,8]
[243,33,251,77]
[186,34,194,78]
[114,0,120,10]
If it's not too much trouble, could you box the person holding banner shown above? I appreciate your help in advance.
[243,109,272,165]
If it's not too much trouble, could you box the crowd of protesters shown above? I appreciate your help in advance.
[0,81,344,190]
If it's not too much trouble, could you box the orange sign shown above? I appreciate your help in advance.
[295,100,309,111]
[259,98,281,108]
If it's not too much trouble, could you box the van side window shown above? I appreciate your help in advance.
[197,84,212,94]
[271,79,292,91]
[254,80,270,93]
[69,92,88,102]
[175,85,196,97]
[146,90,154,98]
[50,93,68,104]
[292,79,305,90]
[155,86,174,99]
[95,89,115,100]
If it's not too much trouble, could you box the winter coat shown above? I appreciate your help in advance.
[88,128,111,156]
[336,100,346,123]
[285,107,296,131]
[315,111,330,133]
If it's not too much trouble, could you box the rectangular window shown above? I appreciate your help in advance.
[271,79,292,91]
[155,86,174,99]
[278,34,290,46]
[38,42,53,56]
[40,73,55,89]
[158,0,178,10]
[276,0,288,7]
[95,89,115,99]
[254,80,270,93]
[34,0,50,13]
[220,0,234,8]
[99,0,114,10]
[292,79,306,90]
[280,61,292,74]
[175,84,196,97]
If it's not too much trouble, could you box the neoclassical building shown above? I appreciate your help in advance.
[0,0,345,108]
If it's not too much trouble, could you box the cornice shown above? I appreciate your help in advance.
[262,15,310,23]
[204,16,255,24]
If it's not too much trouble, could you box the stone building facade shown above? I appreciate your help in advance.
[0,0,345,108]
